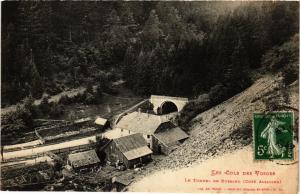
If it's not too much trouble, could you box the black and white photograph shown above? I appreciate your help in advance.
[0,1,299,193]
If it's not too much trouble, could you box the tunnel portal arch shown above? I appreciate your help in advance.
[150,95,188,114]
[158,101,178,115]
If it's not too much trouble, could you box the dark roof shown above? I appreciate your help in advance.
[153,127,189,147]
[68,149,100,168]
[116,112,169,134]
[113,133,152,160]
[112,176,133,186]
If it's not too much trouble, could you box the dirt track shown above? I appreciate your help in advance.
[3,140,42,151]
[1,135,97,160]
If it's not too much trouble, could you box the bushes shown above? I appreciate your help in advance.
[261,35,299,85]
[262,35,298,71]
[208,84,230,106]
[282,62,298,85]
[59,85,102,106]
[177,93,210,127]
[83,83,102,105]
[49,103,64,118]
[23,95,35,114]
[40,96,51,114]
[95,135,110,162]
[178,80,250,127]
[45,82,63,96]
[1,104,33,136]
[35,97,65,118]
[85,92,96,104]
[58,92,86,105]
[1,83,103,136]
[59,95,72,105]
[138,100,154,113]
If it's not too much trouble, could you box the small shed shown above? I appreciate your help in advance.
[67,150,100,170]
[112,175,133,191]
[94,117,109,130]
[152,127,189,155]
[103,133,152,168]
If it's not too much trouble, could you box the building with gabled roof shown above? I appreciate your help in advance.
[67,149,100,170]
[152,127,189,155]
[103,133,152,168]
[115,111,188,153]
[116,112,168,135]
[116,111,171,148]
[112,175,134,192]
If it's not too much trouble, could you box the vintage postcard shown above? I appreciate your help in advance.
[1,1,299,193]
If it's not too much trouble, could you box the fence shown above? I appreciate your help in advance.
[42,129,98,144]
[51,143,97,155]
[35,129,45,144]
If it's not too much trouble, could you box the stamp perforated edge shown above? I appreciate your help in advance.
[252,111,295,161]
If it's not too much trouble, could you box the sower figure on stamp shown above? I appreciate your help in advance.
[260,116,288,158]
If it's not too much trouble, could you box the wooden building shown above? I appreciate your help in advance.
[152,127,189,155]
[67,149,100,171]
[116,111,189,155]
[103,133,152,168]
[116,112,170,148]
[111,176,133,192]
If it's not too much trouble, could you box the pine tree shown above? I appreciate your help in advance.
[28,50,44,98]
[225,39,250,95]
[142,10,162,50]
[119,4,135,25]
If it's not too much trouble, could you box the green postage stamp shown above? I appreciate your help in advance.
[253,112,294,160]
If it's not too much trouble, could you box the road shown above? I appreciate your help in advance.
[1,127,134,161]
[113,99,148,126]
[1,135,97,160]
[3,140,43,151]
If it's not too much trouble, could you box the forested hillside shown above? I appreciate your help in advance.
[1,1,299,105]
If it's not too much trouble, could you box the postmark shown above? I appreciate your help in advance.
[253,112,294,160]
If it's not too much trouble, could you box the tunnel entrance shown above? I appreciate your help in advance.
[159,101,178,115]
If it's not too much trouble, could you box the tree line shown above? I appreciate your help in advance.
[1,1,299,106]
